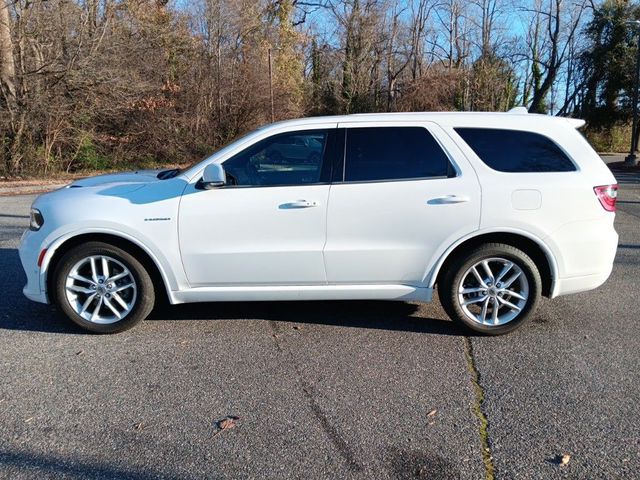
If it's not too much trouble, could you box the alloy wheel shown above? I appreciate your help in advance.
[64,255,137,324]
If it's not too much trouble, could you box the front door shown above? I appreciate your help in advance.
[178,127,336,287]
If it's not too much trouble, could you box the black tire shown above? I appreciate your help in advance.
[52,241,155,333]
[439,243,542,335]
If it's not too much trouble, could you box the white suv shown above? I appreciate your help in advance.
[19,110,619,334]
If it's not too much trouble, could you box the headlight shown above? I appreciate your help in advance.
[29,208,44,231]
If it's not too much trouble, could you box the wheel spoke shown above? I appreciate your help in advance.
[112,292,128,310]
[504,290,526,301]
[463,295,488,306]
[503,270,522,288]
[79,293,96,315]
[102,257,109,278]
[481,260,494,283]
[66,285,95,295]
[497,296,522,312]
[108,271,129,282]
[113,283,134,293]
[471,267,487,287]
[90,296,103,322]
[495,261,513,284]
[480,297,490,323]
[69,274,93,284]
[90,257,98,282]
[461,287,484,294]
[492,299,499,324]
[103,297,121,319]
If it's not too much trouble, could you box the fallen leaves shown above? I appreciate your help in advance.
[560,454,571,466]
[427,408,437,425]
[133,422,144,431]
[213,415,240,438]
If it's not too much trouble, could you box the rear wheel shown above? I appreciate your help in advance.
[440,243,542,335]
[52,242,155,333]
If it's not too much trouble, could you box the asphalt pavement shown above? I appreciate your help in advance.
[0,160,638,479]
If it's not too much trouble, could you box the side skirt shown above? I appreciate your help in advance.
[169,284,433,305]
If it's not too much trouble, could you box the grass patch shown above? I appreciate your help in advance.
[463,337,495,480]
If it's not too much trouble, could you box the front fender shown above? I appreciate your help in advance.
[38,224,187,303]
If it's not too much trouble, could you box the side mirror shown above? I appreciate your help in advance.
[201,163,226,189]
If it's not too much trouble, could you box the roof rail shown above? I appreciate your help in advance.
[507,106,528,114]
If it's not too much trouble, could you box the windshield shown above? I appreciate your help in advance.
[179,125,271,180]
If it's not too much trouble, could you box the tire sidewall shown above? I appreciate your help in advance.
[53,242,155,333]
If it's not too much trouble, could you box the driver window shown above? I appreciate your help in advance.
[223,130,328,187]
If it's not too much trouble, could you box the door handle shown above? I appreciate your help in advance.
[279,200,320,209]
[427,195,470,205]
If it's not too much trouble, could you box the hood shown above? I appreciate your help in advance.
[69,169,165,189]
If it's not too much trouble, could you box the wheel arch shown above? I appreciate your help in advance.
[44,232,174,305]
[430,230,558,298]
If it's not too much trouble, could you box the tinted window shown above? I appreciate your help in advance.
[455,128,576,173]
[343,127,451,182]
[223,130,328,186]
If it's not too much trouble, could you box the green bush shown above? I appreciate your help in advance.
[584,124,632,153]
[75,136,111,171]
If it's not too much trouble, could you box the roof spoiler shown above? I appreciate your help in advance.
[506,106,586,129]
[565,118,586,129]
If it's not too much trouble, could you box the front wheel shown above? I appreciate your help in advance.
[440,243,542,335]
[52,242,155,333]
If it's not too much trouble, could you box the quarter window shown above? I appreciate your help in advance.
[455,128,576,173]
[223,130,329,186]
[343,127,452,182]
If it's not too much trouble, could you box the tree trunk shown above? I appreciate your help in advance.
[0,0,16,108]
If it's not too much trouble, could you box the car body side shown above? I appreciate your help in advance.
[19,111,618,306]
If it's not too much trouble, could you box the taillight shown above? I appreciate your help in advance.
[594,184,618,212]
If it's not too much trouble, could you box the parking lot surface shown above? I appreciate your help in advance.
[1,161,639,479]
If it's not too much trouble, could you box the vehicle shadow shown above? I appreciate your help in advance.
[0,248,83,334]
[0,247,462,336]
[147,299,463,336]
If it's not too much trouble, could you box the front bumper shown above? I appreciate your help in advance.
[18,229,49,304]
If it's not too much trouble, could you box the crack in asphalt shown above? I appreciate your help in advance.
[463,336,495,480]
[268,320,363,473]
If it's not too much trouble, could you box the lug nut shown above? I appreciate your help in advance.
[91,284,97,289]
[98,279,104,284]
[106,293,111,298]
[107,283,113,289]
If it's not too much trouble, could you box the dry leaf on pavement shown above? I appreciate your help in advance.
[213,416,240,437]
[560,454,571,466]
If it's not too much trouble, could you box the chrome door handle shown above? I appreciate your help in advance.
[279,200,320,209]
[427,195,470,205]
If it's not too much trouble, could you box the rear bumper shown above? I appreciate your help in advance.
[550,220,618,298]
[552,268,614,298]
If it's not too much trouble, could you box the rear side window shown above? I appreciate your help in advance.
[455,128,576,173]
[344,127,452,182]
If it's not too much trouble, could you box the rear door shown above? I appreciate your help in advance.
[323,121,481,286]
